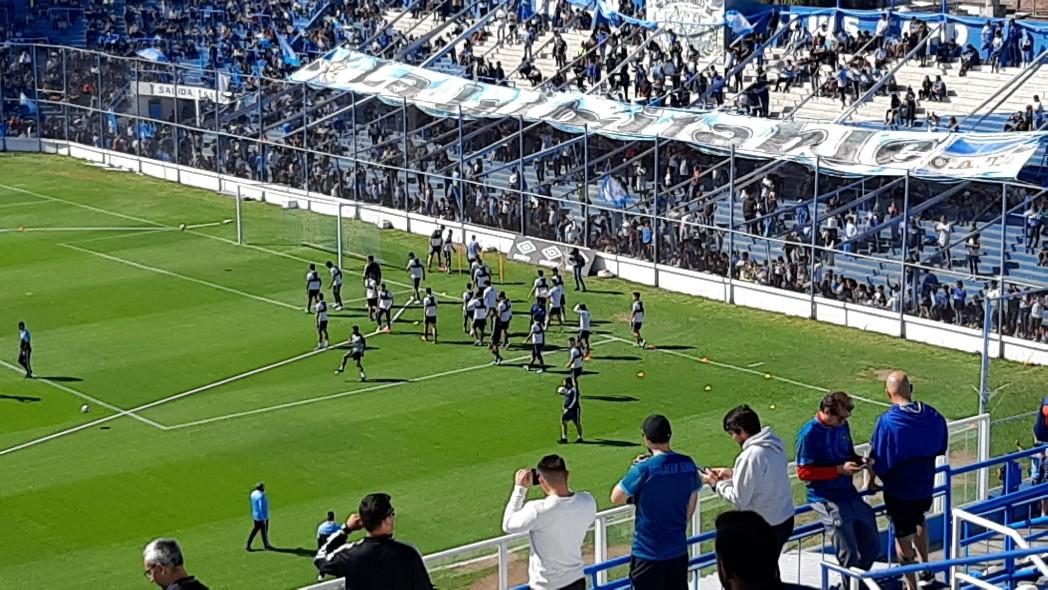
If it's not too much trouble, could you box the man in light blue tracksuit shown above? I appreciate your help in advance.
[246,482,272,551]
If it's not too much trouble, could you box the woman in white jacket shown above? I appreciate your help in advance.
[704,405,796,554]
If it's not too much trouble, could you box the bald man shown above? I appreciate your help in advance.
[868,371,948,590]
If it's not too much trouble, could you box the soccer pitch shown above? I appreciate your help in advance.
[1,153,1046,589]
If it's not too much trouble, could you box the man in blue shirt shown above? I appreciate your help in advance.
[317,511,341,549]
[796,392,880,573]
[611,415,700,590]
[869,371,947,590]
[17,321,32,378]
[246,482,272,551]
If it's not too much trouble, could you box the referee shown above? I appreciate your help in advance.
[17,321,32,378]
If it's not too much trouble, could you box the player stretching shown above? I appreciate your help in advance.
[325,261,343,310]
[523,318,546,373]
[467,291,488,345]
[547,279,565,331]
[565,336,584,391]
[494,291,512,349]
[306,264,322,313]
[422,287,438,342]
[406,253,425,302]
[426,226,444,271]
[462,282,473,335]
[364,278,379,321]
[376,283,394,332]
[335,325,367,381]
[573,303,592,358]
[529,270,550,308]
[315,294,330,349]
[630,291,646,347]
[558,378,583,444]
[442,229,454,274]
[17,321,32,378]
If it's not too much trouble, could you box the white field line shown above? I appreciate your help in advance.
[1,183,167,227]
[164,337,617,430]
[60,243,302,311]
[0,226,168,233]
[747,362,765,368]
[0,359,166,430]
[0,200,50,209]
[605,335,892,408]
[0,302,415,456]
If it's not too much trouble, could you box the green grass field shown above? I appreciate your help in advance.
[1,153,1046,589]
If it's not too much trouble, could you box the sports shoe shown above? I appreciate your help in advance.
[360,373,367,382]
[558,438,568,444]
[334,368,343,374]
[575,438,584,444]
[536,369,544,374]
[523,366,530,372]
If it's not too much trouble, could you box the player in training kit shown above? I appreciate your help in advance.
[336,325,367,381]
[489,335,504,365]
[376,283,394,332]
[529,270,550,308]
[466,235,482,266]
[325,261,343,310]
[406,252,425,302]
[493,292,512,349]
[472,259,491,290]
[363,255,382,287]
[630,291,646,347]
[442,229,454,274]
[468,292,488,345]
[306,264,323,312]
[523,319,546,373]
[364,278,379,321]
[426,226,444,271]
[422,287,438,342]
[462,282,474,334]
[565,336,585,390]
[314,293,330,349]
[551,268,564,290]
[17,321,32,378]
[573,303,592,357]
[547,280,565,330]
[558,378,583,444]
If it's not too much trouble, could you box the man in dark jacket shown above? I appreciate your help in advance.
[143,538,208,590]
[315,493,434,590]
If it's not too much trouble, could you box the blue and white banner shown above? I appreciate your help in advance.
[291,48,1046,179]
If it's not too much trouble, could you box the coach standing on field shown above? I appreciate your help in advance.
[245,482,272,551]
[611,415,701,590]
[868,371,947,590]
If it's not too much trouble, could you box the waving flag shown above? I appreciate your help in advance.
[277,34,301,66]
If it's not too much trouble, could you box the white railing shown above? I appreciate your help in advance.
[949,508,1048,590]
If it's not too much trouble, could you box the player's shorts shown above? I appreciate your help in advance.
[579,330,591,341]
[532,342,544,355]
[429,245,441,256]
[631,321,643,333]
[536,296,548,307]
[473,318,488,331]
[350,350,363,361]
[367,297,378,308]
[308,288,321,299]
[571,366,583,380]
[425,315,437,325]
[332,283,342,292]
[883,495,932,538]
[317,321,328,332]
[563,406,581,423]
[550,307,562,318]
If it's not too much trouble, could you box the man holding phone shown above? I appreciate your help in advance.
[502,455,597,590]
[610,415,701,590]
[796,392,880,574]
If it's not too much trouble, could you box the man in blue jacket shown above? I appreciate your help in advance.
[246,482,272,551]
[869,371,947,590]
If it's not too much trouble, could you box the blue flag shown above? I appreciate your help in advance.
[19,92,38,115]
[277,34,301,67]
[599,175,635,209]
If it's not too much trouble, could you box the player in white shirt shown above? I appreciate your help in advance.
[406,252,426,302]
[305,263,323,313]
[422,287,439,342]
[630,291,646,347]
[493,291,513,349]
[564,337,585,391]
[335,325,367,381]
[572,303,592,357]
[426,225,445,271]
[462,282,474,335]
[376,283,394,332]
[522,319,546,373]
[314,293,330,349]
[547,282,566,330]
[483,284,498,320]
[529,270,551,307]
[325,261,343,310]
[468,292,489,345]
[473,259,492,290]
[364,277,379,321]
[442,229,454,274]
[466,235,482,265]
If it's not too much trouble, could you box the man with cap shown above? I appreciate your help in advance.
[315,493,434,589]
[245,482,272,551]
[610,415,701,590]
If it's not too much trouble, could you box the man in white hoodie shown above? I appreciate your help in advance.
[704,405,795,555]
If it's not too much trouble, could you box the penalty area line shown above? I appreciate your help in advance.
[163,337,618,430]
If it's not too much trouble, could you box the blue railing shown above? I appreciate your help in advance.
[533,445,1046,590]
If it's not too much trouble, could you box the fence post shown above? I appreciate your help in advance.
[30,47,42,146]
[497,541,509,590]
[0,52,6,152]
[996,181,1008,356]
[61,47,69,141]
[582,124,590,249]
[977,414,991,501]
[808,156,820,317]
[402,98,410,216]
[173,61,180,167]
[899,171,911,336]
[97,52,104,149]
[727,145,736,305]
[337,202,344,267]
[594,513,608,586]
[979,296,992,416]
[518,115,525,237]
[458,105,465,221]
[235,185,244,244]
[351,93,359,202]
[133,58,142,170]
[652,135,660,272]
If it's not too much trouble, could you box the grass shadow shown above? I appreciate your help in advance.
[578,438,640,448]
[41,376,83,382]
[360,378,409,384]
[580,289,625,295]
[583,395,638,403]
[0,394,42,402]
[593,355,641,361]
[266,546,316,558]
[650,345,695,351]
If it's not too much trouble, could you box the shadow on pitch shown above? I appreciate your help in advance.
[649,345,694,351]
[0,393,42,402]
[583,395,638,403]
[593,355,641,361]
[579,289,624,295]
[41,376,83,382]
[359,378,409,384]
[265,546,315,558]
[577,438,639,448]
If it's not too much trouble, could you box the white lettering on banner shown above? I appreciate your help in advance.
[289,49,1046,179]
[135,81,234,104]
[646,0,723,56]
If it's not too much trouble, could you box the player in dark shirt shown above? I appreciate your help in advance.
[315,493,434,590]
[363,255,382,287]
[558,378,583,444]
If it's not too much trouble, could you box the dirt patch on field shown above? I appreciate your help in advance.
[613,312,632,323]
[856,367,895,382]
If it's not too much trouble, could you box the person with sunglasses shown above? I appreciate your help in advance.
[142,538,208,590]
[314,493,433,590]
[795,391,880,576]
